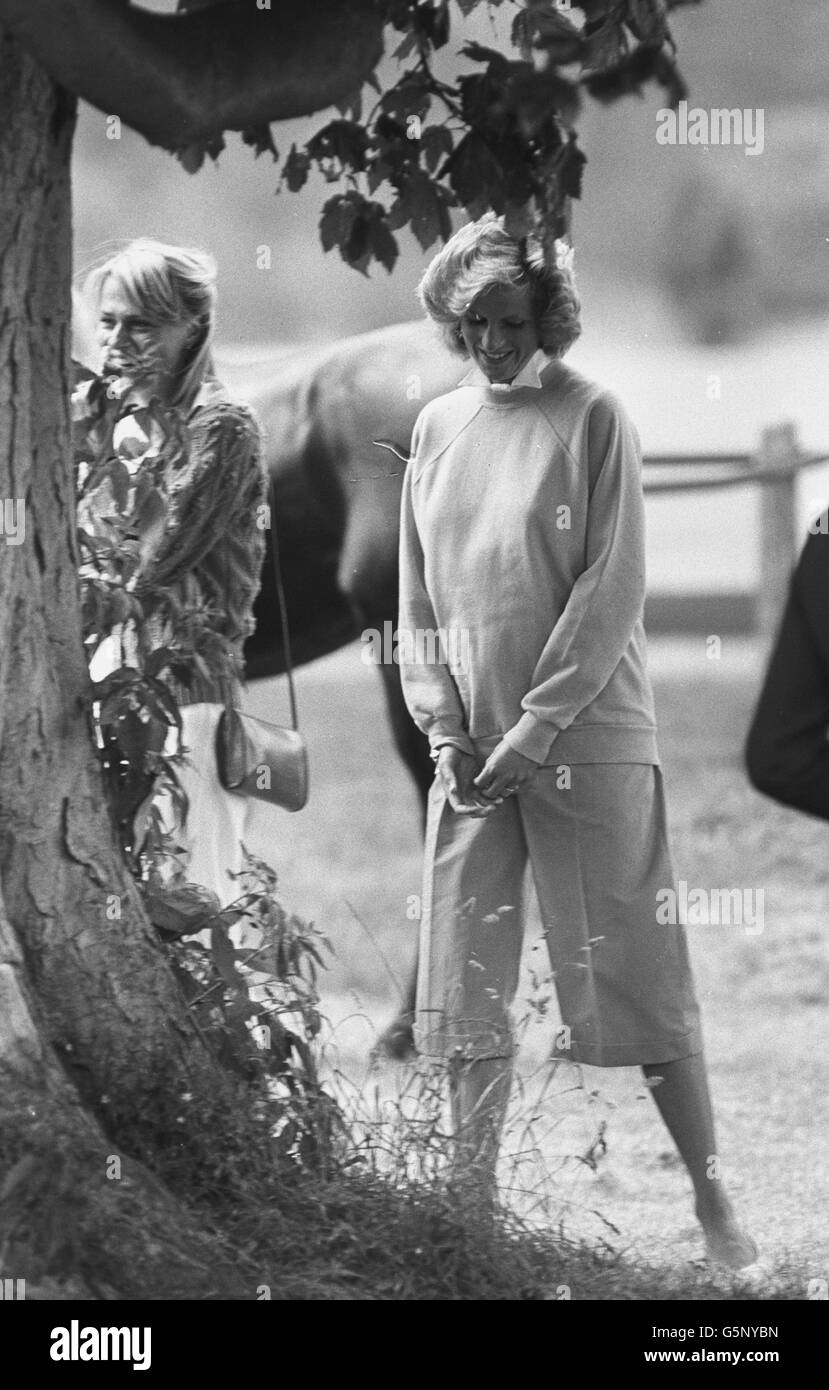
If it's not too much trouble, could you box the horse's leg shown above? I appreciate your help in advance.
[337,483,434,1060]
[245,441,356,679]
[372,656,433,1059]
[376,655,433,832]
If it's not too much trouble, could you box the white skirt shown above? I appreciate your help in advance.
[160,702,250,910]
[90,634,250,910]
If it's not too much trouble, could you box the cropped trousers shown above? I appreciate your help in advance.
[415,756,703,1068]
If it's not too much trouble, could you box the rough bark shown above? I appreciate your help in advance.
[0,32,256,1295]
[0,958,254,1298]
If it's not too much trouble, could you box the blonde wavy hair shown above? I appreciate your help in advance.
[418,213,581,359]
[82,239,218,411]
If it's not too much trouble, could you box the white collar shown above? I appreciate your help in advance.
[188,375,228,416]
[458,347,552,392]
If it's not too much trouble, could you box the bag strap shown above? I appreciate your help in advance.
[268,480,299,732]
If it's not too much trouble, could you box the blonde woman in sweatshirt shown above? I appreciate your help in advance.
[398,214,756,1269]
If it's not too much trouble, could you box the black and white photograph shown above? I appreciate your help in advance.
[0,0,826,1351]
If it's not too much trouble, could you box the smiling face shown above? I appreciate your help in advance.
[97,276,192,400]
[458,281,540,384]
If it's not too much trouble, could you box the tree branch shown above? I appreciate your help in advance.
[0,0,384,150]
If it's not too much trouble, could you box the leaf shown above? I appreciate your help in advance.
[446,132,505,216]
[94,665,143,699]
[145,881,222,941]
[392,27,420,61]
[419,124,454,175]
[379,73,433,125]
[582,14,629,74]
[334,85,363,122]
[225,993,259,1024]
[282,144,311,192]
[369,217,400,274]
[136,487,168,564]
[650,46,687,106]
[319,192,394,275]
[374,111,407,144]
[190,651,212,681]
[241,124,279,160]
[507,69,581,135]
[211,923,246,988]
[175,143,206,174]
[143,646,179,680]
[585,43,686,105]
[557,132,587,200]
[626,0,670,47]
[106,586,132,627]
[367,114,419,189]
[307,120,369,177]
[138,678,180,731]
[367,158,393,195]
[460,40,511,72]
[512,6,584,65]
[319,191,361,254]
[388,171,454,252]
[427,0,450,49]
[174,132,225,173]
[106,457,132,514]
[345,216,372,273]
[130,470,154,512]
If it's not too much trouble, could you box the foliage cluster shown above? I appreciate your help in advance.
[179,0,701,272]
[73,362,337,1155]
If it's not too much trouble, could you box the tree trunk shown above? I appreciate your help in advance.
[0,33,254,1297]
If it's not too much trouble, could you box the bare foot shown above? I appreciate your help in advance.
[696,1197,758,1269]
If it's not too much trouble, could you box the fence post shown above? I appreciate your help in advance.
[754,421,801,652]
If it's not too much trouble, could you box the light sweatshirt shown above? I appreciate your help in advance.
[398,349,659,766]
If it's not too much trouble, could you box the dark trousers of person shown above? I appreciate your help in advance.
[746,522,829,819]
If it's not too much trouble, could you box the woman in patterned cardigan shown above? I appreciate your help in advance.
[74,239,268,906]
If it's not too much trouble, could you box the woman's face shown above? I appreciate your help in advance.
[97,277,192,397]
[459,282,540,384]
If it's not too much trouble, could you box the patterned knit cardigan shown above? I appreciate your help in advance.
[77,373,268,707]
[147,381,267,704]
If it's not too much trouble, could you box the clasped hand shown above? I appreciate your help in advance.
[435,742,538,817]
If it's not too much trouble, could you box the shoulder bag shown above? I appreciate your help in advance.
[215,484,309,811]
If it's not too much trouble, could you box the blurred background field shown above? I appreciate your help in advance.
[242,638,829,1285]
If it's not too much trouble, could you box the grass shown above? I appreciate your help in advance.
[89,1041,809,1302]
[237,634,828,1299]
[26,636,820,1300]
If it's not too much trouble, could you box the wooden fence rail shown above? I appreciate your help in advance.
[642,422,829,648]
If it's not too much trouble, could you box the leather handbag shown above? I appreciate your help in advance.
[216,483,309,811]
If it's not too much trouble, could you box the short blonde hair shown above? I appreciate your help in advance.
[83,239,218,411]
[418,213,581,359]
